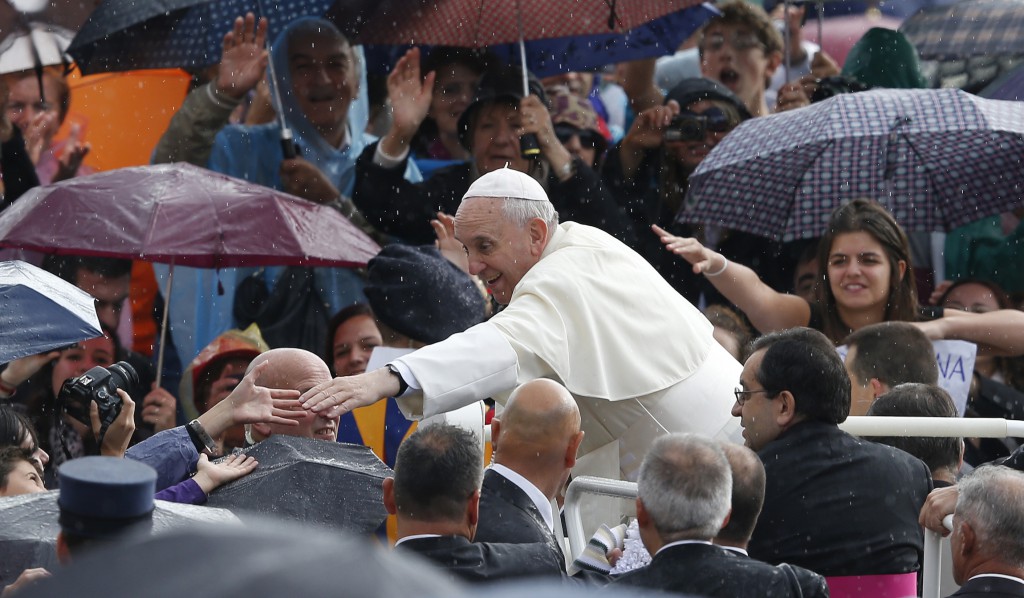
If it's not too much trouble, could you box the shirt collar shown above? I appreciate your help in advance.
[489,463,554,532]
[394,533,442,547]
[655,539,713,557]
[969,574,1024,585]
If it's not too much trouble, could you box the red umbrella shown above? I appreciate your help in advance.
[0,162,380,379]
[358,0,706,46]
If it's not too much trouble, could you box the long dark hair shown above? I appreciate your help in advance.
[325,303,375,375]
[816,199,918,344]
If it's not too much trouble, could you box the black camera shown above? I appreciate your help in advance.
[664,113,708,142]
[58,361,139,437]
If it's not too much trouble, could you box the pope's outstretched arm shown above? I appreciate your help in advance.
[301,367,400,420]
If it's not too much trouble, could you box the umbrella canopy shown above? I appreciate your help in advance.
[0,489,240,588]
[980,61,1024,100]
[360,0,706,46]
[681,88,1024,242]
[65,0,379,75]
[362,2,716,78]
[16,523,462,598]
[205,435,392,534]
[0,21,73,74]
[0,260,102,363]
[0,163,380,268]
[900,0,1024,61]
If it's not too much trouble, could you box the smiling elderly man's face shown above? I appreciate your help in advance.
[454,197,544,306]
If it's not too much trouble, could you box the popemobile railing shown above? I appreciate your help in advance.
[561,416,1024,598]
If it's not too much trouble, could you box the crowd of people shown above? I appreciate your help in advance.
[2,0,1024,596]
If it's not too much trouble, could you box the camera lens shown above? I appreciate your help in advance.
[106,361,140,396]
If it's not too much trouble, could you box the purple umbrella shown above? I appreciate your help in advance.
[0,162,380,379]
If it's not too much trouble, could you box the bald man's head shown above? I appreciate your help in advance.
[247,348,338,442]
[492,379,584,499]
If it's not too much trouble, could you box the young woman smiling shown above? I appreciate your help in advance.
[656,199,1024,356]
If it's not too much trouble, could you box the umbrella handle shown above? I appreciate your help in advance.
[155,263,175,389]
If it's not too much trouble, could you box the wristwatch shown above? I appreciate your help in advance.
[186,419,217,456]
[386,364,409,397]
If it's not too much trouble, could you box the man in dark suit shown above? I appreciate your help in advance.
[948,466,1024,597]
[475,379,583,558]
[383,422,564,583]
[715,443,829,597]
[613,433,801,597]
[736,328,933,579]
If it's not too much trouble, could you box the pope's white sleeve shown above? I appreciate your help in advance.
[391,322,518,419]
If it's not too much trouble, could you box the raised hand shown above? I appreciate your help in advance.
[388,47,436,138]
[216,13,269,100]
[225,360,304,427]
[651,224,725,275]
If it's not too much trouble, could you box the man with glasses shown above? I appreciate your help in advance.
[736,327,933,585]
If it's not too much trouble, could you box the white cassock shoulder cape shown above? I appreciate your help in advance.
[394,222,740,480]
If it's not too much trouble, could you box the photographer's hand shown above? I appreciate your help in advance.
[93,389,136,458]
[1,351,60,397]
[619,101,678,179]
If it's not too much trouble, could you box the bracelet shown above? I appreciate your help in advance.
[386,364,409,397]
[704,255,729,277]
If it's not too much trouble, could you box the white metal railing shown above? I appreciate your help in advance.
[563,416,1021,598]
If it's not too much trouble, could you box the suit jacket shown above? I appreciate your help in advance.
[750,421,933,576]
[725,549,829,598]
[397,535,564,584]
[476,470,557,543]
[950,576,1024,597]
[613,542,801,597]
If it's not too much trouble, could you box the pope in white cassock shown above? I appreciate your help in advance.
[300,167,741,481]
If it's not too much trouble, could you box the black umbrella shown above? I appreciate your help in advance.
[16,522,462,598]
[205,435,392,534]
[0,490,240,588]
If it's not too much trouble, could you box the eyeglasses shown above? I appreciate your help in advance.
[734,387,774,406]
[701,32,766,53]
[553,124,601,149]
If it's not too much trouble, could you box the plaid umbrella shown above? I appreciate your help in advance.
[900,0,1024,60]
[680,88,1024,242]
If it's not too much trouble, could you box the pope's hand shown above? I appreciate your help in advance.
[300,368,398,419]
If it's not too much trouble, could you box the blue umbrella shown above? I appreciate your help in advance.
[363,5,718,78]
[681,88,1024,242]
[0,260,102,364]
[900,0,1024,60]
[65,0,379,75]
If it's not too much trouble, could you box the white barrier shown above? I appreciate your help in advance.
[840,416,1024,438]
[563,417,1019,597]
[564,476,638,560]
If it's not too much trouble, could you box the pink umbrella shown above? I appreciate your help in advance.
[0,162,380,379]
